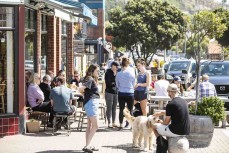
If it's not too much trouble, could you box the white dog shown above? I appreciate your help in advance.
[123,108,158,151]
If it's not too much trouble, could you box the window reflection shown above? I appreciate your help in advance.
[0,31,14,114]
[25,32,35,72]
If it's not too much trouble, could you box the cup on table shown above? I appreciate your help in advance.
[79,83,82,87]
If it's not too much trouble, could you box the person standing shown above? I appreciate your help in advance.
[105,61,119,128]
[134,58,150,116]
[79,64,100,153]
[116,57,135,130]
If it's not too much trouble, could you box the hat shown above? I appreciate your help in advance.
[167,84,179,92]
[111,61,120,67]
[174,76,181,82]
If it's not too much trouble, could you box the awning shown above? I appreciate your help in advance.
[0,0,24,4]
[49,0,97,26]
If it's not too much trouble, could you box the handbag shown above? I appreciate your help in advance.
[156,135,168,153]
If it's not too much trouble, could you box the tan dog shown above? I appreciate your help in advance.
[123,108,158,151]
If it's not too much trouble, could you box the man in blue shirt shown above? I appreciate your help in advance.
[50,77,76,128]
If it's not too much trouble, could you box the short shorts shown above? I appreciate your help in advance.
[84,99,99,117]
[134,90,147,101]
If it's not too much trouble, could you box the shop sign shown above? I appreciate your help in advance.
[73,40,84,53]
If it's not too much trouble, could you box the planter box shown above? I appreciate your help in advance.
[26,120,41,133]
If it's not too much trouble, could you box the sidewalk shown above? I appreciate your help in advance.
[0,118,229,153]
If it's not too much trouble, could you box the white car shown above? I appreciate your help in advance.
[25,60,34,71]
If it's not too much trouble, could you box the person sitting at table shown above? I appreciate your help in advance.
[27,73,53,127]
[70,70,84,104]
[152,84,190,139]
[52,70,66,88]
[39,75,52,102]
[187,76,202,91]
[71,70,83,87]
[172,76,184,96]
[199,74,217,99]
[154,74,169,96]
[50,76,76,129]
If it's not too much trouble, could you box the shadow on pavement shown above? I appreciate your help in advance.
[36,150,83,153]
[24,131,71,137]
[102,143,155,153]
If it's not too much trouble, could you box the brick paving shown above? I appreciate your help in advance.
[0,100,229,153]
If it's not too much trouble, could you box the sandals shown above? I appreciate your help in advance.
[90,146,99,151]
[82,147,93,153]
[82,146,99,152]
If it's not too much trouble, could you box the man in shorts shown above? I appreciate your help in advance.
[152,84,190,137]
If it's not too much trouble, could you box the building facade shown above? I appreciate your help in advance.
[0,0,99,137]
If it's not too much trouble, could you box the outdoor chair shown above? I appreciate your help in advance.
[52,111,75,136]
[77,110,87,131]
[99,102,106,124]
[26,107,49,132]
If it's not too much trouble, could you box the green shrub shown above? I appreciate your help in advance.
[189,97,226,124]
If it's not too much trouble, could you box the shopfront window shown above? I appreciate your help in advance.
[85,44,98,66]
[61,36,67,71]
[41,14,47,78]
[41,33,47,77]
[25,8,36,72]
[61,21,67,71]
[25,32,35,72]
[0,7,15,114]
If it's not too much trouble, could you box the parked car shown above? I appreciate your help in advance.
[201,61,229,109]
[165,59,196,89]
[25,60,34,71]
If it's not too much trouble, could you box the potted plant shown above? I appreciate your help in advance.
[188,97,226,148]
[26,119,41,133]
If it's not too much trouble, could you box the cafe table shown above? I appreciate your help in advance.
[71,89,83,121]
[150,96,196,110]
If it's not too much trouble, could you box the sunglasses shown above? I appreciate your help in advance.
[74,76,79,78]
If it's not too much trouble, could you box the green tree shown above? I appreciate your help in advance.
[214,8,229,48]
[107,0,186,65]
[186,10,227,112]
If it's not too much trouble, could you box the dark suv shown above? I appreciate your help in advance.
[201,61,229,109]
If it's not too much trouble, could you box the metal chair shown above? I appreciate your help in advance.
[52,112,74,136]
[0,84,6,114]
[99,103,106,124]
[77,110,87,131]
[26,107,49,131]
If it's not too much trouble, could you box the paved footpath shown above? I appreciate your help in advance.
[0,120,229,153]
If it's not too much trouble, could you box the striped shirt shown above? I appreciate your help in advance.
[199,80,217,99]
